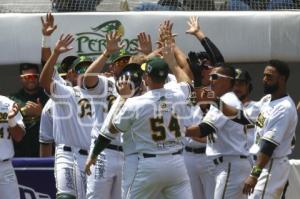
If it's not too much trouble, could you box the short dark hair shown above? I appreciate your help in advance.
[19,63,39,74]
[268,60,290,81]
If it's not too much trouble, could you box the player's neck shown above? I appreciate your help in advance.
[271,87,287,101]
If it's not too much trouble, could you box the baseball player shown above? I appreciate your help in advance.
[157,16,225,199]
[186,65,251,199]
[87,56,194,199]
[40,34,104,199]
[210,60,298,199]
[39,63,71,157]
[0,96,25,199]
[85,61,147,199]
[83,32,132,199]
[233,68,256,154]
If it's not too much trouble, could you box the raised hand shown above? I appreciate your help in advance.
[8,103,20,119]
[54,34,74,54]
[162,40,177,67]
[137,32,152,55]
[186,16,200,35]
[106,31,123,54]
[41,13,57,36]
[159,20,174,43]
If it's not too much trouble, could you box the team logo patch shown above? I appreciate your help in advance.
[256,113,265,128]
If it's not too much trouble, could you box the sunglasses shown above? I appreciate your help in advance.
[74,66,88,74]
[20,74,39,81]
[209,73,234,81]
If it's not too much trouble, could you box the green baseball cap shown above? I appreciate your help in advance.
[61,55,78,73]
[141,57,169,82]
[110,49,131,63]
[71,56,93,74]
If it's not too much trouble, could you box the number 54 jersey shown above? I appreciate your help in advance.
[113,82,195,155]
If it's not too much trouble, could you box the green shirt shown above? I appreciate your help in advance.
[10,88,48,157]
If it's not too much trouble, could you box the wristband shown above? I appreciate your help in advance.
[250,165,262,178]
[42,35,51,48]
[8,118,17,128]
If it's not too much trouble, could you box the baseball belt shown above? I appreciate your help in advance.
[142,149,183,158]
[213,155,248,166]
[63,146,88,156]
[107,144,123,152]
[185,146,206,154]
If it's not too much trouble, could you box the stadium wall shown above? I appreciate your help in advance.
[0,12,300,64]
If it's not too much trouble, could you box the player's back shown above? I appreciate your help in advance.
[114,87,192,155]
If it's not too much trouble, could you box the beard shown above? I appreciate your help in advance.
[263,83,279,94]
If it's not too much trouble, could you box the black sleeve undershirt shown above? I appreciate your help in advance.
[199,122,215,137]
[259,139,277,157]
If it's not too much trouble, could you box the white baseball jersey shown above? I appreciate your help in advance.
[166,73,177,83]
[50,71,108,150]
[242,101,257,152]
[245,95,298,158]
[203,91,249,157]
[0,95,24,160]
[113,83,194,155]
[39,69,68,144]
[101,81,193,154]
[99,95,135,155]
[39,99,54,144]
[184,106,206,147]
[90,76,121,146]
[86,76,123,199]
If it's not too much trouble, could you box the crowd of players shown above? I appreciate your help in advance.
[1,12,299,199]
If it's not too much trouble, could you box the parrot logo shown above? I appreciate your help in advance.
[91,20,124,37]
[76,20,137,57]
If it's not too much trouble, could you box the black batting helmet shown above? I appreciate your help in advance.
[116,63,144,91]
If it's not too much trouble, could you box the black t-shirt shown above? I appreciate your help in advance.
[10,88,48,157]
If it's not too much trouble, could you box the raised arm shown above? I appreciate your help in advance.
[196,90,252,125]
[162,40,191,84]
[158,20,193,82]
[186,16,224,65]
[84,32,122,88]
[39,34,74,94]
[41,13,57,66]
[136,32,153,55]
